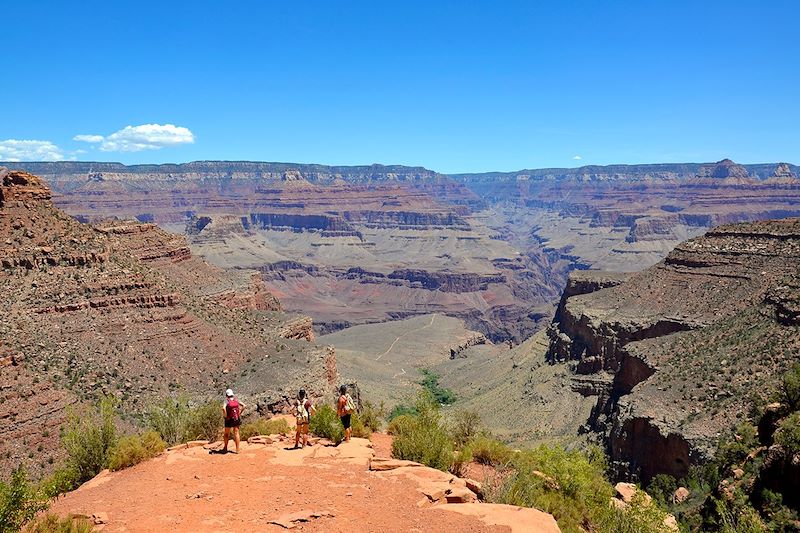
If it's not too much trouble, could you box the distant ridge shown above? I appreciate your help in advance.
[3,159,798,181]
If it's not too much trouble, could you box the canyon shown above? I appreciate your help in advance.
[11,159,800,344]
[3,159,800,487]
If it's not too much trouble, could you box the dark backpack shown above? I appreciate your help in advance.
[226,398,241,421]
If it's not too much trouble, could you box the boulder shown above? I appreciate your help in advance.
[444,486,478,503]
[672,486,689,504]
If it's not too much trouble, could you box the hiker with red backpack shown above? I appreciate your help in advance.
[337,384,356,443]
[292,389,315,449]
[222,388,245,454]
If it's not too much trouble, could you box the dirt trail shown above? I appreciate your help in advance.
[50,432,560,532]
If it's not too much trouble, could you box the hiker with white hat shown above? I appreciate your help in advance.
[221,388,245,454]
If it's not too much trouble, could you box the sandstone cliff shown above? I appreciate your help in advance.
[545,219,800,482]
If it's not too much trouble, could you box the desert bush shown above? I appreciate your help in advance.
[597,490,673,533]
[359,400,383,432]
[713,495,766,533]
[486,444,618,533]
[239,418,292,440]
[390,393,453,471]
[61,397,117,484]
[450,447,473,477]
[21,514,95,533]
[778,364,800,412]
[465,436,513,466]
[351,413,371,438]
[387,403,417,421]
[108,430,166,471]
[451,409,482,447]
[386,414,416,436]
[774,412,800,456]
[147,396,191,445]
[310,404,344,444]
[148,396,222,443]
[0,468,48,533]
[646,474,678,507]
[183,401,222,442]
[39,467,80,499]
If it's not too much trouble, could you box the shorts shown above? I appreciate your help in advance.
[225,418,241,428]
[340,414,351,429]
[296,420,309,434]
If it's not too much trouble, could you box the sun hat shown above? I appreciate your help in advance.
[225,389,234,397]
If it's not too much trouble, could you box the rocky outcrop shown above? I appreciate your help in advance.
[545,218,800,483]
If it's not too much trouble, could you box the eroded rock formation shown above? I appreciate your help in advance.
[546,218,800,483]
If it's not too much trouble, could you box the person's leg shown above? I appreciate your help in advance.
[294,423,301,448]
[302,423,308,447]
[233,426,240,453]
[346,426,351,442]
[223,426,230,451]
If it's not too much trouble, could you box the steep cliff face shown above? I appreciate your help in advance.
[545,219,800,483]
[0,169,337,478]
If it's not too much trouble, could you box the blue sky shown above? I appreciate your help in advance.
[1,1,798,173]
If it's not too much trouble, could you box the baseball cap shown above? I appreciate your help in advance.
[225,389,234,397]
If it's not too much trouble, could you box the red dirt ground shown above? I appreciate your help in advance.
[49,434,527,533]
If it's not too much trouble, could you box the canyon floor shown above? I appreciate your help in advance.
[49,430,560,533]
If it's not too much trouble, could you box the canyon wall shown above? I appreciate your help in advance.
[545,218,800,483]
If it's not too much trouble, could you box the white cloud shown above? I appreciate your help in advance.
[74,123,195,152]
[73,134,104,143]
[572,155,583,160]
[0,139,64,162]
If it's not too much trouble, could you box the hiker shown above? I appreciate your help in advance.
[222,388,244,453]
[293,389,315,449]
[337,385,355,442]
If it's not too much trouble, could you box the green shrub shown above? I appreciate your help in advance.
[418,369,455,405]
[778,364,800,412]
[310,404,344,444]
[386,414,416,436]
[774,412,800,456]
[597,490,673,533]
[148,396,223,444]
[451,409,482,447]
[351,413,371,439]
[239,418,292,440]
[646,474,678,507]
[22,514,95,533]
[713,495,766,533]
[450,447,473,477]
[359,401,383,432]
[486,444,616,533]
[147,396,191,445]
[183,401,222,442]
[465,436,513,466]
[108,431,166,471]
[387,403,417,421]
[0,468,48,533]
[61,397,117,484]
[39,467,79,499]
[390,393,453,471]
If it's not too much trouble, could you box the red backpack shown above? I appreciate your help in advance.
[225,398,241,421]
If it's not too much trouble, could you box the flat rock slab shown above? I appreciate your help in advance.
[369,457,425,471]
[435,502,562,533]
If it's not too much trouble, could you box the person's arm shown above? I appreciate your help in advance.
[222,404,227,419]
[239,402,246,416]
